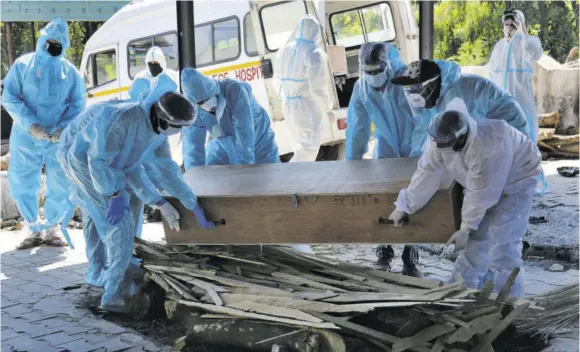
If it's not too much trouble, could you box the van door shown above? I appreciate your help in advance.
[83,44,122,105]
[249,1,341,147]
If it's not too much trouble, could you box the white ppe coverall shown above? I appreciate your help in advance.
[395,118,541,297]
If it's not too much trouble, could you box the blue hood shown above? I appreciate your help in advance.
[36,18,70,60]
[434,60,462,97]
[181,68,219,103]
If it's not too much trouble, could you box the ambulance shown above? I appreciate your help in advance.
[80,0,419,163]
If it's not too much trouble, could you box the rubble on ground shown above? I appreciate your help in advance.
[134,238,538,352]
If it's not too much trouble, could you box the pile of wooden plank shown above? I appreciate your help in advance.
[135,238,535,352]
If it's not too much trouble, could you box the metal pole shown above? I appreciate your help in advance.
[6,22,14,66]
[419,0,434,59]
[31,22,36,51]
[176,0,196,83]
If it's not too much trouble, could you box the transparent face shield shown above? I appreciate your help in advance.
[401,75,440,116]
[152,101,194,137]
[360,61,391,91]
[427,110,470,151]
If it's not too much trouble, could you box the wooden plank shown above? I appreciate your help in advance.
[471,303,529,352]
[307,312,430,352]
[270,272,348,292]
[359,269,440,289]
[161,274,198,301]
[178,300,339,329]
[446,313,501,343]
[163,159,455,244]
[392,323,456,352]
[226,301,324,323]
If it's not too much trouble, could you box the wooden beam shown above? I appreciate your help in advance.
[164,159,456,244]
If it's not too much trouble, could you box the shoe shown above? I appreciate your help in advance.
[402,245,424,278]
[43,227,68,247]
[376,245,395,268]
[16,232,43,250]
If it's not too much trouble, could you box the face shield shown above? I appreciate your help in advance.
[151,92,195,136]
[427,109,470,151]
[401,75,440,115]
[360,61,391,89]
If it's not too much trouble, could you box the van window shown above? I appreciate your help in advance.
[330,3,396,48]
[260,1,307,52]
[195,16,241,67]
[127,32,179,79]
[85,49,117,89]
[244,13,258,57]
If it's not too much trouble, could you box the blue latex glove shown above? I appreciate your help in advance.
[193,204,215,229]
[106,192,127,225]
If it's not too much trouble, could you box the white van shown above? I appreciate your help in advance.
[80,0,419,163]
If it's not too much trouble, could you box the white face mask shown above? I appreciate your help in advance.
[200,96,218,113]
[159,126,181,136]
[365,71,388,88]
[407,93,426,108]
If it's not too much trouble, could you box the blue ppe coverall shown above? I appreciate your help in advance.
[57,77,199,311]
[2,18,86,233]
[407,60,529,156]
[346,44,414,160]
[180,68,279,169]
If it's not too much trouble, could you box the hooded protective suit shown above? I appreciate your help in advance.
[346,43,414,160]
[2,18,86,234]
[489,10,546,192]
[134,46,179,85]
[401,60,529,157]
[58,77,200,311]
[181,68,279,168]
[274,15,331,162]
[394,107,541,297]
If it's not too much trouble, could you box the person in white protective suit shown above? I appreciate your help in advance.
[134,46,179,85]
[274,14,332,162]
[388,99,541,298]
[489,9,547,193]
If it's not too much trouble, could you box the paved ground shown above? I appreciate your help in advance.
[1,224,578,351]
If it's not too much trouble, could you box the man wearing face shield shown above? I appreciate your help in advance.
[2,19,86,250]
[274,14,331,162]
[346,42,421,276]
[388,99,541,298]
[181,68,280,168]
[57,77,215,312]
[391,59,530,157]
[134,46,179,85]
[489,9,547,193]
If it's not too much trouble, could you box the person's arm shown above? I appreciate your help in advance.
[86,119,126,196]
[461,137,512,230]
[182,123,207,170]
[484,81,529,136]
[125,165,165,206]
[308,50,332,113]
[525,36,543,62]
[345,83,371,160]
[228,84,255,165]
[58,64,87,129]
[148,140,198,211]
[394,145,445,214]
[1,59,40,131]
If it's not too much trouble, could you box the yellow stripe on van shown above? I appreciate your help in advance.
[87,61,262,99]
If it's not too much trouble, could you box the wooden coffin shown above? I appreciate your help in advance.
[163,158,461,245]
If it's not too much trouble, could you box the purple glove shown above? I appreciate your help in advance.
[106,192,127,225]
[193,204,215,229]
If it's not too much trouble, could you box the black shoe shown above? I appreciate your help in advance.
[376,245,395,269]
[402,245,423,278]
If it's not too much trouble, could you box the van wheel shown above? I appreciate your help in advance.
[317,143,345,161]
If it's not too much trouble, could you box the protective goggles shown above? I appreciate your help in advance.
[361,61,389,76]
[154,102,193,129]
[502,9,517,24]
[402,75,440,94]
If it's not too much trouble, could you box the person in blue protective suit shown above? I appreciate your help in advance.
[391,59,530,156]
[180,67,279,168]
[345,42,422,276]
[389,99,541,298]
[57,77,216,312]
[489,9,547,193]
[2,18,86,250]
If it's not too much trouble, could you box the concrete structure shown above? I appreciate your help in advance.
[462,55,580,133]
